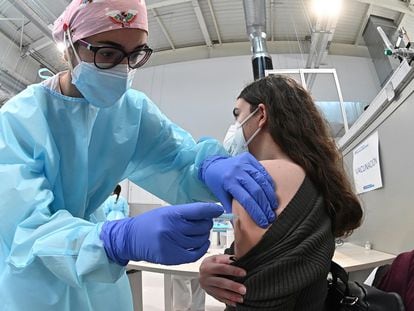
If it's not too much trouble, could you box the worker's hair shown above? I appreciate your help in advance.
[113,184,121,203]
[238,75,363,237]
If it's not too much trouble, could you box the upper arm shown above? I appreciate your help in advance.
[232,159,305,258]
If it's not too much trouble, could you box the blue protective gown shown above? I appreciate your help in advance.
[0,82,226,311]
[103,195,129,221]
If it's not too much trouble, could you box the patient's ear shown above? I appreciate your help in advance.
[258,103,267,128]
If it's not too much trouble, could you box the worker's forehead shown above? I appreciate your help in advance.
[84,28,148,48]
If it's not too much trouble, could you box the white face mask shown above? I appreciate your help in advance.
[223,107,261,156]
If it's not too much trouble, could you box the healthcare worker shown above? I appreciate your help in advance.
[94,184,129,221]
[0,0,277,310]
[103,184,129,220]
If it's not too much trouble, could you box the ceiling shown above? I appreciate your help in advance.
[0,0,413,74]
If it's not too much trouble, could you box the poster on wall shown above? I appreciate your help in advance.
[352,131,383,194]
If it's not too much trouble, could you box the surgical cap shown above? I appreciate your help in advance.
[52,0,148,44]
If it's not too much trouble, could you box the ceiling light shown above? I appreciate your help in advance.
[312,0,342,18]
[56,42,66,53]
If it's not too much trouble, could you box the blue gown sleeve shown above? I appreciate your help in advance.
[0,105,123,288]
[124,93,228,204]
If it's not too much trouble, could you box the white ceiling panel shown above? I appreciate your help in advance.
[155,2,205,47]
[334,1,368,44]
[210,0,246,42]
[198,0,222,43]
[147,14,174,50]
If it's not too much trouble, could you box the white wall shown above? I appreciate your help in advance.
[133,53,381,142]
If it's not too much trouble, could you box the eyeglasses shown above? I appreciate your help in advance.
[77,39,153,70]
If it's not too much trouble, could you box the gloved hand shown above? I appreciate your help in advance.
[100,202,223,266]
[198,152,277,228]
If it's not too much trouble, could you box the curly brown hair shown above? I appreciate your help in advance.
[238,75,363,237]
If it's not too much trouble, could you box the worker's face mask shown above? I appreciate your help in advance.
[66,31,136,108]
[223,107,261,156]
[71,62,136,108]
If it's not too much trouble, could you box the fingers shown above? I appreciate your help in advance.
[202,284,245,306]
[245,167,277,223]
[199,255,247,306]
[246,166,278,211]
[178,202,224,220]
[178,218,213,236]
[227,175,269,228]
[237,152,278,212]
[200,258,246,278]
[171,232,210,250]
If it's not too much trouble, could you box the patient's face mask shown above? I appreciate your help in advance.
[223,107,261,156]
[65,30,136,108]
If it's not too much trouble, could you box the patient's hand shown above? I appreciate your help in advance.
[199,255,247,307]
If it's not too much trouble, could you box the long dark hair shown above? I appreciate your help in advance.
[238,75,363,237]
[113,184,121,203]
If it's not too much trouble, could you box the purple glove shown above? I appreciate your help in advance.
[100,202,223,265]
[199,152,277,228]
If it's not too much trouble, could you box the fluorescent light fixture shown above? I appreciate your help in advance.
[312,0,342,17]
[56,42,66,53]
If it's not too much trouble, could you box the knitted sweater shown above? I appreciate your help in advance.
[225,177,335,311]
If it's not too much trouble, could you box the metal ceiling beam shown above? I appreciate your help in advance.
[0,20,58,72]
[0,65,30,92]
[354,4,372,46]
[306,14,340,88]
[9,0,53,40]
[23,36,54,56]
[270,0,275,41]
[31,0,57,21]
[192,0,212,47]
[305,18,323,68]
[352,0,414,17]
[147,0,191,10]
[151,8,176,50]
[207,0,222,45]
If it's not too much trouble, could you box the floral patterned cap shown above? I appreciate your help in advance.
[53,0,148,44]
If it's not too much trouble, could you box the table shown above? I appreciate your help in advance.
[127,248,224,311]
[127,243,396,311]
[333,242,396,272]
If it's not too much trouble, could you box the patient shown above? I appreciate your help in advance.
[199,75,363,311]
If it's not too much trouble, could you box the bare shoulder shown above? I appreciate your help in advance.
[260,159,306,212]
[260,159,305,184]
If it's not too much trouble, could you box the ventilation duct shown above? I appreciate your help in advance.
[363,15,399,87]
[243,0,273,80]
